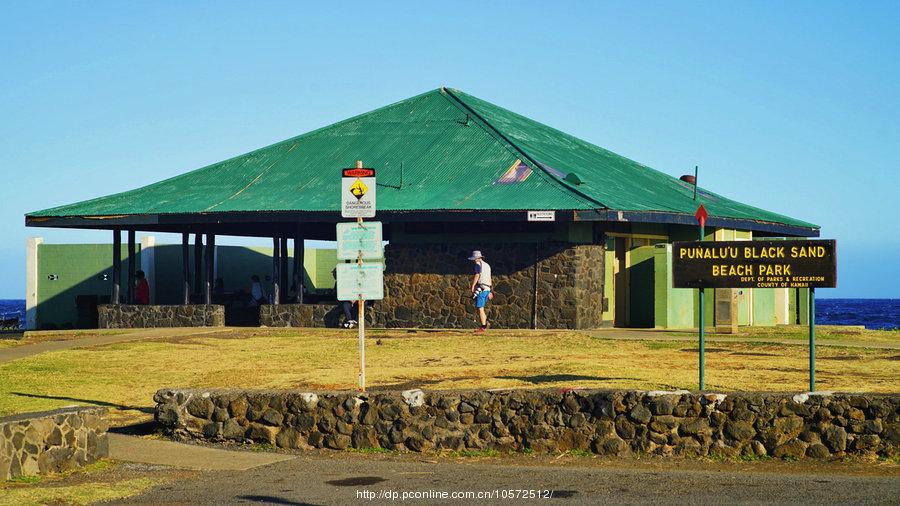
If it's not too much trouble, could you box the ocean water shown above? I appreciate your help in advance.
[0,298,897,330]
[0,299,25,328]
[816,299,899,330]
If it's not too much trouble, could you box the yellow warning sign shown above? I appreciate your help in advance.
[349,178,368,200]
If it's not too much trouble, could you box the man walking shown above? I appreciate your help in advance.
[469,250,493,332]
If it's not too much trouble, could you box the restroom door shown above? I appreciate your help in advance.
[627,239,656,328]
[614,237,627,326]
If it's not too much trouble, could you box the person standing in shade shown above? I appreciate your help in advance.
[134,270,150,305]
[469,250,493,332]
[248,275,267,307]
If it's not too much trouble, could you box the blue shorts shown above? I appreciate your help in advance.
[475,288,490,308]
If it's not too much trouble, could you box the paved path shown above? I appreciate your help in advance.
[118,452,900,505]
[586,329,900,350]
[108,434,295,471]
[0,327,223,365]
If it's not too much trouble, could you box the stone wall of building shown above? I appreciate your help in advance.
[154,388,898,459]
[259,303,376,328]
[371,242,604,329]
[0,407,109,480]
[572,244,605,329]
[98,304,224,328]
[257,242,604,329]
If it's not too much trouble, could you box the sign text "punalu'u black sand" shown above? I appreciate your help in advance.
[672,239,836,289]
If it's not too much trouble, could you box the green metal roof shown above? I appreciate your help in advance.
[27,87,817,233]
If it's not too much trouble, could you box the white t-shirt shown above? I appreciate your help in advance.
[476,260,492,288]
[250,282,266,304]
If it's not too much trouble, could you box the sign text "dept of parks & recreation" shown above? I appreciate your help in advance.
[672,239,836,289]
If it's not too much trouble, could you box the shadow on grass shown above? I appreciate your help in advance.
[497,374,633,384]
[10,392,154,415]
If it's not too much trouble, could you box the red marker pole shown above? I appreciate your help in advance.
[695,204,708,390]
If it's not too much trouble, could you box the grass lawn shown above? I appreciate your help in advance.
[0,460,167,506]
[0,327,897,426]
[667,325,900,345]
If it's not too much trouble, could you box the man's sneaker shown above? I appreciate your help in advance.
[347,320,358,328]
[474,327,485,333]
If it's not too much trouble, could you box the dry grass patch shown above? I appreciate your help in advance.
[0,328,896,426]
[0,460,166,506]
[669,325,900,345]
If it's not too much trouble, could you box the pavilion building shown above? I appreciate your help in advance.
[26,88,818,330]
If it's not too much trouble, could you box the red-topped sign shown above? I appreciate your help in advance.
[342,168,376,178]
[695,204,708,227]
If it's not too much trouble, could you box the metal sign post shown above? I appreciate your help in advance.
[695,204,708,391]
[339,160,381,392]
[809,287,815,391]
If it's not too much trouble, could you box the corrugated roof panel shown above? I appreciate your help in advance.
[451,90,816,229]
[28,87,816,231]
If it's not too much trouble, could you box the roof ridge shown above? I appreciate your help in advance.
[440,87,608,210]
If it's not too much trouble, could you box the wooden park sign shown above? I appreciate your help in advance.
[672,239,836,289]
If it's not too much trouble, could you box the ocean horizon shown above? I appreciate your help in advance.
[1,298,897,331]
[0,297,900,330]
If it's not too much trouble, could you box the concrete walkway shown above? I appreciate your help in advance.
[0,327,224,365]
[108,433,295,471]
[586,329,900,350]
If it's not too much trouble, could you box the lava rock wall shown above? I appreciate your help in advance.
[154,388,898,459]
[0,407,109,480]
[98,304,224,328]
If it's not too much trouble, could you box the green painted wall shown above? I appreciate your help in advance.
[752,288,777,326]
[35,242,338,328]
[305,248,338,291]
[153,244,198,304]
[601,237,616,323]
[789,288,811,325]
[653,244,696,329]
[36,243,138,329]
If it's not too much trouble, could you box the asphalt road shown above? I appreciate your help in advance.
[117,453,900,505]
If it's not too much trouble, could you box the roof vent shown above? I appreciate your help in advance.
[564,172,583,185]
[680,175,696,184]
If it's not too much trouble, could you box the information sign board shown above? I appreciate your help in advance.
[336,262,384,301]
[336,222,383,260]
[672,239,836,289]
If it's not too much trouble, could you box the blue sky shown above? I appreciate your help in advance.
[1,1,898,299]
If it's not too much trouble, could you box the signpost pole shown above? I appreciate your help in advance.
[356,160,366,393]
[695,203,708,391]
[339,160,379,393]
[698,225,705,391]
[809,287,815,392]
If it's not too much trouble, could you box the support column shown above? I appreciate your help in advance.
[293,228,304,304]
[193,233,203,300]
[272,236,281,305]
[25,237,43,330]
[182,232,191,305]
[127,230,136,304]
[279,236,289,303]
[112,229,121,305]
[205,233,215,304]
[140,235,155,304]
